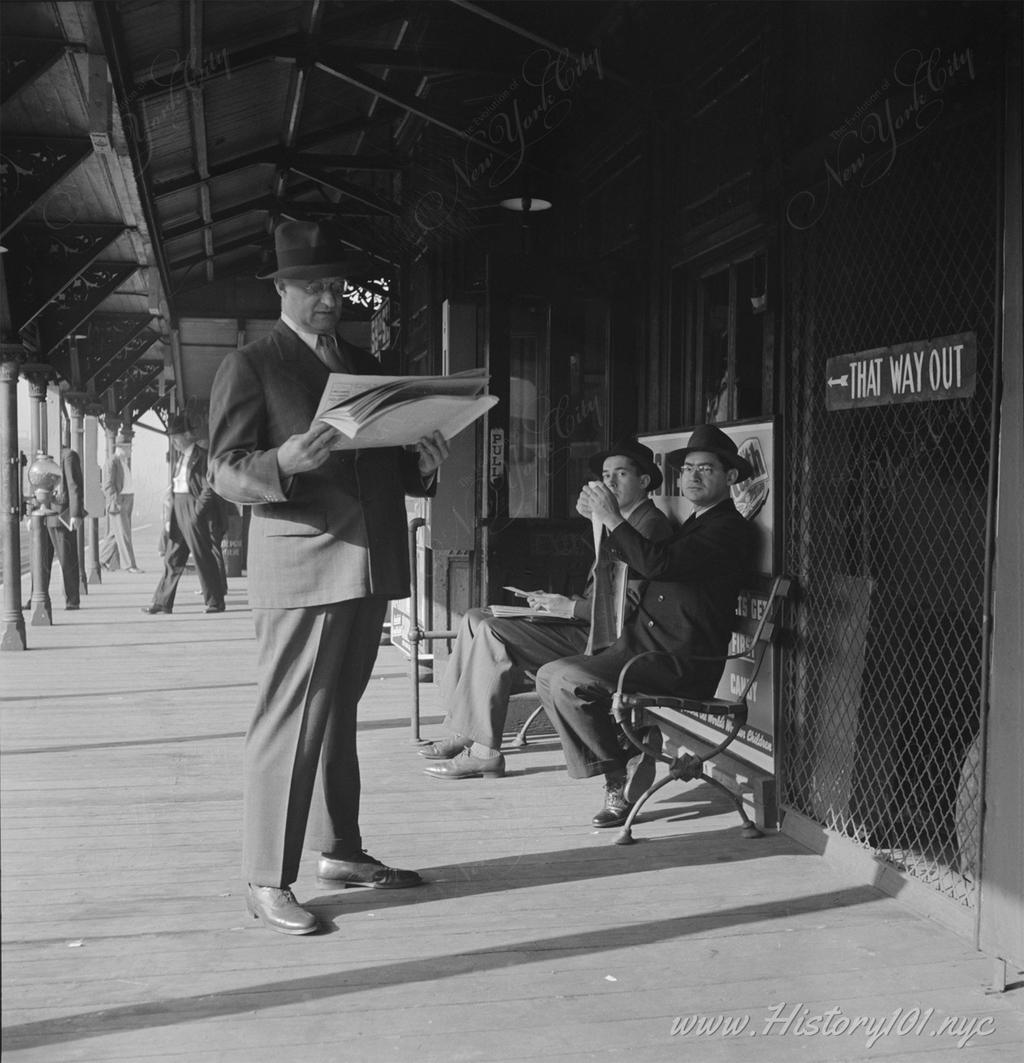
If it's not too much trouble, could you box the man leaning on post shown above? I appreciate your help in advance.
[207,220,449,935]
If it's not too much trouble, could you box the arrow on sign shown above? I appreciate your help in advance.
[827,375,849,387]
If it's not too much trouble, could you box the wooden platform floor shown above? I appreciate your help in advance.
[3,563,1023,1062]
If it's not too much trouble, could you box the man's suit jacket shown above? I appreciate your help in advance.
[602,497,759,695]
[207,321,433,609]
[582,497,674,650]
[47,449,85,529]
[601,497,674,600]
[101,453,129,512]
[61,450,84,521]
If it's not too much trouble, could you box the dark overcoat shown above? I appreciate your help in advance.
[602,497,759,694]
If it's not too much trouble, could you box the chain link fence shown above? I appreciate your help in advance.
[781,112,997,908]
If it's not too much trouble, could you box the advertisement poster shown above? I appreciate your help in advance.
[639,420,776,773]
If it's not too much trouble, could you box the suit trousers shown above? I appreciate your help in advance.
[39,522,80,606]
[244,596,389,887]
[208,519,227,597]
[109,494,137,569]
[536,650,683,779]
[151,494,224,610]
[441,608,588,750]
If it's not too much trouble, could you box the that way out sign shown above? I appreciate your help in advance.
[825,331,977,411]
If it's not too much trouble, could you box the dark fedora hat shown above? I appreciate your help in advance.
[666,424,754,481]
[257,220,355,281]
[588,436,663,492]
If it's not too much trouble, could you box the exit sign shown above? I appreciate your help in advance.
[825,332,977,411]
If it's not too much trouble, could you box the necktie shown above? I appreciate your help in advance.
[316,334,345,372]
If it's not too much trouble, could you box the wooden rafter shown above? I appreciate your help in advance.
[112,360,164,412]
[167,234,264,272]
[0,37,76,105]
[287,162,402,218]
[0,136,93,237]
[90,326,161,396]
[161,197,278,244]
[150,122,392,200]
[3,223,127,333]
[80,314,156,386]
[314,59,517,162]
[36,262,140,365]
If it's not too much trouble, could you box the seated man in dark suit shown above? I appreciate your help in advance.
[535,424,758,828]
[421,438,674,780]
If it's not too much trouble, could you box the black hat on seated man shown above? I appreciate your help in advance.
[666,423,754,482]
[588,436,663,492]
[257,220,358,281]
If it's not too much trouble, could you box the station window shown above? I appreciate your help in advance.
[671,250,773,425]
[508,298,551,518]
[507,296,607,519]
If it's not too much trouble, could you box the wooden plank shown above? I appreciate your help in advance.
[2,564,1022,1062]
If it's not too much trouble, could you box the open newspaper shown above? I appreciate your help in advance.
[314,368,497,450]
[487,605,575,623]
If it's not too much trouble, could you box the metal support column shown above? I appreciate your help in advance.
[25,370,45,456]
[24,371,51,627]
[28,506,52,626]
[0,359,26,651]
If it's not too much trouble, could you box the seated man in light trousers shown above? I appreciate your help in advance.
[421,437,673,780]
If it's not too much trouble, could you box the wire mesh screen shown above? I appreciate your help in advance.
[781,113,997,908]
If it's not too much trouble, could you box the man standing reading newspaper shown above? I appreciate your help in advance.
[208,221,449,935]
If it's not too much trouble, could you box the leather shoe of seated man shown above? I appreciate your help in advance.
[592,781,632,828]
[317,850,423,889]
[423,747,505,780]
[246,884,318,935]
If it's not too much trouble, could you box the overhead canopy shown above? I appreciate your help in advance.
[0,0,693,427]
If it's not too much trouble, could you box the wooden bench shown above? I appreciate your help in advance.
[609,574,794,845]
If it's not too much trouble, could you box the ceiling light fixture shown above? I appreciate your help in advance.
[499,196,552,213]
